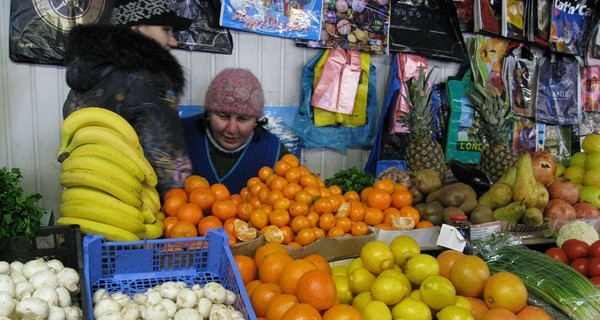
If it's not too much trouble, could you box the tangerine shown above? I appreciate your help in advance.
[328,185,343,196]
[262,225,285,244]
[363,207,384,226]
[197,215,223,236]
[373,179,395,193]
[344,190,360,201]
[300,174,320,188]
[210,183,230,200]
[291,215,311,233]
[415,220,434,229]
[322,304,362,320]
[164,188,187,202]
[366,188,392,210]
[162,216,179,238]
[516,306,552,320]
[360,186,373,202]
[211,198,238,221]
[249,208,270,230]
[480,308,518,320]
[327,225,345,237]
[184,175,209,193]
[188,187,217,212]
[279,225,294,245]
[281,303,322,320]
[176,202,203,225]
[274,160,292,177]
[169,220,198,238]
[437,250,465,279]
[304,254,331,273]
[295,228,317,246]
[335,216,352,233]
[255,242,288,267]
[162,195,187,217]
[391,189,413,208]
[234,254,257,284]
[294,190,314,205]
[281,154,300,168]
[284,167,302,184]
[250,282,282,318]
[282,182,303,200]
[236,202,254,221]
[399,206,420,225]
[296,269,337,311]
[350,221,369,236]
[306,211,320,228]
[269,176,289,191]
[382,207,401,226]
[258,166,274,182]
[289,201,310,217]
[347,202,366,222]
[278,258,318,294]
[318,213,336,231]
[258,251,293,283]
[264,293,299,320]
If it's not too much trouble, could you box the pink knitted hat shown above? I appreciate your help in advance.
[204,69,265,118]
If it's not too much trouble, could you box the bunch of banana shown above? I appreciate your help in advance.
[55,107,164,241]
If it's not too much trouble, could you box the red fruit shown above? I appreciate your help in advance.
[570,258,590,277]
[589,257,600,277]
[531,150,558,186]
[589,276,600,290]
[590,240,600,258]
[562,239,590,261]
[545,247,569,264]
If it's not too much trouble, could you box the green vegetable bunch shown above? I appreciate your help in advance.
[324,167,375,194]
[0,167,45,239]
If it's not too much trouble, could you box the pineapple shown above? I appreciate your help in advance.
[467,82,517,183]
[403,67,447,181]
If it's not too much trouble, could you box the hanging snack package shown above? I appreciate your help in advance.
[501,0,526,41]
[548,0,596,56]
[535,54,580,125]
[582,65,600,112]
[503,45,540,118]
[467,35,510,92]
[512,117,537,154]
[474,0,502,36]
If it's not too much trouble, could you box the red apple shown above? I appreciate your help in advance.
[547,179,579,205]
[531,150,558,186]
[544,199,577,220]
[573,202,600,218]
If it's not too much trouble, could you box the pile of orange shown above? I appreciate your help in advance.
[234,243,362,320]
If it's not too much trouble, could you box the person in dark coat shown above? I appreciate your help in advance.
[181,69,288,194]
[62,0,193,197]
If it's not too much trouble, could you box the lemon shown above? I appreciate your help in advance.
[370,275,407,305]
[570,152,588,168]
[331,265,348,277]
[391,297,432,320]
[333,275,355,304]
[420,275,456,311]
[352,291,373,312]
[563,165,585,184]
[378,268,412,299]
[348,266,376,294]
[409,289,422,300]
[363,300,392,320]
[404,254,439,285]
[360,240,395,275]
[454,295,471,311]
[582,134,600,153]
[436,305,474,320]
[389,235,421,268]
[347,257,364,275]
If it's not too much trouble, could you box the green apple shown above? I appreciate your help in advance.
[579,185,600,208]
[563,166,585,185]
[555,163,566,177]
[586,152,600,170]
[584,168,600,187]
[582,134,600,153]
[570,152,587,168]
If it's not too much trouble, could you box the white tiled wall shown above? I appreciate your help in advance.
[0,2,460,216]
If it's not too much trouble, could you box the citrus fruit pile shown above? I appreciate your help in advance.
[233,242,362,320]
[329,235,553,320]
[161,154,432,246]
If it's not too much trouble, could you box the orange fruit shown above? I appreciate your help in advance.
[245,279,263,297]
[162,216,179,238]
[483,271,528,313]
[249,208,270,230]
[335,216,352,233]
[318,213,336,231]
[373,179,395,193]
[449,255,490,297]
[234,254,257,285]
[304,254,331,273]
[300,174,320,188]
[360,186,373,202]
[230,194,243,206]
[250,282,282,317]
[176,202,204,225]
[168,220,198,238]
[295,190,314,205]
[250,182,268,198]
[164,188,187,202]
[184,175,209,193]
[295,227,317,246]
[284,167,302,184]
[437,250,465,279]
[269,176,289,191]
[258,251,293,284]
[281,154,300,168]
[282,182,303,200]
[281,303,322,320]
[262,225,285,244]
[480,308,518,320]
[273,197,292,211]
[211,198,238,221]
[296,269,337,311]
[197,215,223,236]
[162,195,187,217]
[210,183,230,200]
[223,217,236,234]
[350,221,369,236]
[374,223,392,231]
[466,297,489,320]
[258,166,274,182]
[322,304,362,320]
[313,198,333,214]
[318,187,331,198]
[188,187,217,212]
[415,220,434,229]
[265,293,300,320]
[280,225,294,245]
[366,188,392,210]
[289,201,310,218]
[516,306,552,320]
[312,227,325,239]
[363,207,384,226]
[306,211,320,228]
[328,185,343,196]
[291,215,311,233]
[399,206,420,225]
[327,226,345,237]
[255,242,288,267]
[225,230,237,245]
[247,176,263,189]
[344,190,360,201]
[347,202,365,222]
[236,202,254,221]
[297,165,312,176]
[394,184,409,191]
[391,189,413,208]
[274,160,292,177]
[382,207,401,226]
[233,219,259,242]
[278,258,318,294]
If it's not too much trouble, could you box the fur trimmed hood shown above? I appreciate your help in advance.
[64,24,186,94]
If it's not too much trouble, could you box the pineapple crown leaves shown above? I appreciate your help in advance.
[466,81,515,144]
[398,66,438,130]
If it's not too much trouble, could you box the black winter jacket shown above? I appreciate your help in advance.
[63,24,192,197]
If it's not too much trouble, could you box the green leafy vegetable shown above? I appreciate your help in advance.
[324,167,375,194]
[0,167,45,239]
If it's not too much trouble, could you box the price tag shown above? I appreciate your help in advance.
[437,224,466,252]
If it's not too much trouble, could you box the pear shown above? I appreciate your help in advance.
[512,152,539,208]
[497,166,517,186]
[534,182,550,209]
[486,182,513,209]
[521,207,544,227]
[493,201,526,225]
[470,204,495,224]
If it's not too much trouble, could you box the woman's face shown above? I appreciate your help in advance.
[208,112,258,150]
[132,25,178,50]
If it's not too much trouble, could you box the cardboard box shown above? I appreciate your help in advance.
[229,234,265,258]
[319,230,377,261]
[376,227,440,250]
[549,217,600,233]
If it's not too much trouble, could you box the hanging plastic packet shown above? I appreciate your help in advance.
[501,0,526,41]
[512,117,537,154]
[503,45,540,118]
[535,54,580,125]
[582,65,600,111]
[467,35,510,93]
[455,0,475,32]
[548,0,596,56]
[390,53,427,133]
[536,124,573,165]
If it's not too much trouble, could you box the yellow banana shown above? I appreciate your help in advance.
[58,107,141,152]
[61,188,144,222]
[67,143,145,182]
[140,206,157,224]
[60,200,146,234]
[60,169,142,208]
[141,182,161,211]
[139,221,163,239]
[61,155,143,193]
[57,216,140,242]
[57,125,157,186]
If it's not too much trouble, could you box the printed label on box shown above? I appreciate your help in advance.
[471,221,503,240]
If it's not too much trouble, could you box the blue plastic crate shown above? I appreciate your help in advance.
[83,228,255,320]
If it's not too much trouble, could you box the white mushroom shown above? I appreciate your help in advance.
[32,286,59,306]
[29,269,59,289]
[0,291,16,317]
[203,282,226,304]
[92,289,110,304]
[55,287,72,308]
[56,268,80,292]
[93,298,122,319]
[48,305,66,320]
[0,262,9,275]
[173,307,202,320]
[0,275,15,298]
[16,297,50,319]
[176,288,197,308]
[21,258,49,280]
[158,282,181,301]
